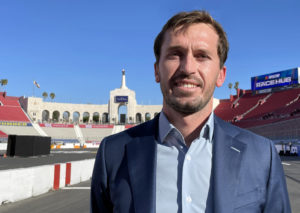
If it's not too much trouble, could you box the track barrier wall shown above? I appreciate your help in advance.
[0,158,95,205]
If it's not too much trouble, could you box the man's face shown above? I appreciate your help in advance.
[155,23,226,114]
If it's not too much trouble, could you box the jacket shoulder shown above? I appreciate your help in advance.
[215,115,274,148]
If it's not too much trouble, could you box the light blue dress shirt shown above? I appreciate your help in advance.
[156,112,214,213]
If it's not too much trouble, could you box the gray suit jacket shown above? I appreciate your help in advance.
[91,115,291,213]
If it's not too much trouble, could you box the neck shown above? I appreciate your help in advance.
[162,99,213,147]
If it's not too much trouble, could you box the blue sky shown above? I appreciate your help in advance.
[0,0,299,105]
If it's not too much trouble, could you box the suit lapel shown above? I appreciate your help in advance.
[126,119,158,213]
[211,117,247,213]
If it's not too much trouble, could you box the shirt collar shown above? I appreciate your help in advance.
[158,111,214,144]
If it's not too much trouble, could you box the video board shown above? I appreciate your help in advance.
[251,68,300,92]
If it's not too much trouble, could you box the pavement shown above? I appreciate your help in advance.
[0,148,98,170]
[0,152,299,212]
[281,156,300,212]
[0,180,91,213]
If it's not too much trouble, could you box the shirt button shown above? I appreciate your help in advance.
[186,154,191,161]
[186,196,192,203]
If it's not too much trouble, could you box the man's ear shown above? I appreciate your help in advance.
[216,66,227,87]
[154,63,160,83]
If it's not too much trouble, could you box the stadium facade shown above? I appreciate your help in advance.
[18,70,220,125]
[20,70,162,124]
[1,67,300,154]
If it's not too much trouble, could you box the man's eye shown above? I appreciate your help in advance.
[171,51,181,56]
[167,52,181,59]
[195,54,209,60]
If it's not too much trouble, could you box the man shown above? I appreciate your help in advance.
[91,11,291,213]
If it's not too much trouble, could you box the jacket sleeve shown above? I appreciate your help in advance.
[263,142,291,213]
[90,139,113,213]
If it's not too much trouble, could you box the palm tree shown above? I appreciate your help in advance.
[50,92,55,101]
[228,82,233,95]
[234,81,239,95]
[0,79,8,91]
[42,92,48,100]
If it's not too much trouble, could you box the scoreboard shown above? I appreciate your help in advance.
[251,68,300,93]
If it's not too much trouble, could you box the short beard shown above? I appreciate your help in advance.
[159,73,214,115]
[163,94,210,115]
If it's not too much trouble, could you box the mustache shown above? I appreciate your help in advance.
[170,73,203,87]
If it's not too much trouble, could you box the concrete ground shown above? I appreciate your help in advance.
[0,154,299,212]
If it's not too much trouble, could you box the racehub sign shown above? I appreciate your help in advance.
[251,68,300,91]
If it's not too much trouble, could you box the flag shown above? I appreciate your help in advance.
[33,80,40,88]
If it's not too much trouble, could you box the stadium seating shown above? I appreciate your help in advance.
[0,125,39,136]
[0,92,30,122]
[80,124,113,142]
[245,88,300,119]
[0,106,30,122]
[215,88,300,123]
[215,92,268,122]
[0,92,20,106]
[41,125,78,142]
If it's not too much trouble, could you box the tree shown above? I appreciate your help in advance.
[228,82,233,95]
[234,81,239,94]
[0,79,8,91]
[42,92,48,100]
[50,93,55,101]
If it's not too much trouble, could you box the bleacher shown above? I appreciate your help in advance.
[0,92,30,122]
[40,124,78,143]
[0,92,37,139]
[80,124,113,142]
[214,87,300,143]
[0,92,21,106]
[0,125,39,136]
[245,89,300,120]
[0,107,30,122]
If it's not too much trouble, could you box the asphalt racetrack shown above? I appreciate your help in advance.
[0,148,98,170]
[0,152,299,212]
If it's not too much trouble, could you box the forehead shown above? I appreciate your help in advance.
[162,23,219,50]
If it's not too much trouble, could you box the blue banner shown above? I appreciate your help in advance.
[115,96,128,103]
[251,68,299,91]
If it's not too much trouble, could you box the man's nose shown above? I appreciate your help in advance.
[179,54,197,74]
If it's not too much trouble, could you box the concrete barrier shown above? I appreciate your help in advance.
[81,159,95,182]
[70,159,95,185]
[0,170,13,204]
[0,158,95,205]
[32,165,54,196]
[0,143,7,151]
[0,167,35,204]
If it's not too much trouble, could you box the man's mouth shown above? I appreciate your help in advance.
[176,82,198,88]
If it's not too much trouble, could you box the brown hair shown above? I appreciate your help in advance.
[154,10,229,68]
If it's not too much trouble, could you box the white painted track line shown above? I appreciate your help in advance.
[62,187,90,190]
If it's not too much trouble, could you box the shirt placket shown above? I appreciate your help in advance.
[181,141,196,213]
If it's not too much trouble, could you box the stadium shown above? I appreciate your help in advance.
[0,67,300,211]
[0,68,300,154]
